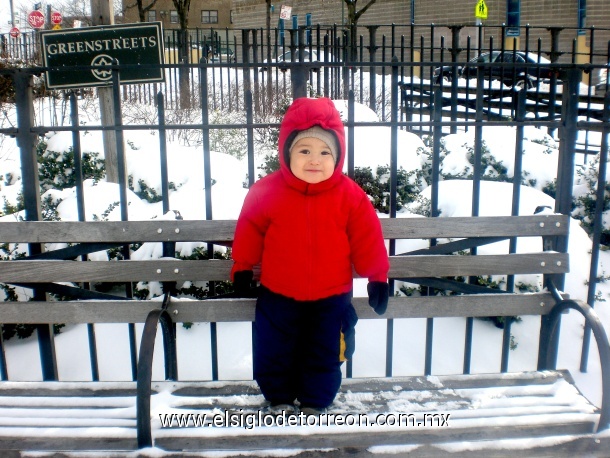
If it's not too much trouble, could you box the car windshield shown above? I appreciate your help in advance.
[524,53,551,64]
[279,50,315,61]
[465,52,500,64]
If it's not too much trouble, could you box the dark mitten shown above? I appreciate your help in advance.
[233,270,254,296]
[367,281,389,315]
[341,305,359,361]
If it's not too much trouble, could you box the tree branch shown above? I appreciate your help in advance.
[143,0,160,14]
[355,0,377,21]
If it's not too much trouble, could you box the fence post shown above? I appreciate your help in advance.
[449,25,463,134]
[367,26,378,113]
[109,64,138,381]
[241,29,252,106]
[13,69,58,381]
[547,27,563,137]
[291,28,307,99]
[555,68,581,253]
[581,92,610,372]
[246,90,255,187]
[347,91,355,179]
[251,30,261,115]
[386,58,400,378]
[538,67,581,370]
[69,92,100,382]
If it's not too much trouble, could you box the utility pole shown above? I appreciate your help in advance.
[9,0,15,26]
[91,0,122,183]
[46,4,52,29]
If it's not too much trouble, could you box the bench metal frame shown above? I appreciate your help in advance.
[1,214,609,448]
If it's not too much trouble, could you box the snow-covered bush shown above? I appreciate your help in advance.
[37,142,105,192]
[572,154,610,244]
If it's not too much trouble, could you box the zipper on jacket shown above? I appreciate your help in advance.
[305,189,313,299]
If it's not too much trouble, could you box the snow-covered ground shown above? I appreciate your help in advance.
[0,70,608,426]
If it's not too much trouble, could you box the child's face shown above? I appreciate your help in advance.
[289,137,336,184]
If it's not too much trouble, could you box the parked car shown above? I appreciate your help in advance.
[165,45,210,64]
[260,49,340,71]
[433,51,552,88]
[209,47,235,63]
[596,64,609,96]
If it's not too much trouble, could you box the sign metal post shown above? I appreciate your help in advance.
[474,0,488,50]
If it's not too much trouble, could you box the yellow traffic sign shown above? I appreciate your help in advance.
[475,0,488,19]
[52,24,61,30]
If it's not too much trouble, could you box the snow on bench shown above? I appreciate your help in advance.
[0,371,603,455]
[0,215,609,455]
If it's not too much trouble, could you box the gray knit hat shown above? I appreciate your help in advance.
[289,126,338,162]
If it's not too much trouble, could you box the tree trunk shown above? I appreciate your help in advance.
[175,1,191,109]
[91,0,121,183]
[346,3,357,63]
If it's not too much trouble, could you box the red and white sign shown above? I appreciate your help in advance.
[27,10,45,29]
[9,27,20,38]
[279,5,292,20]
[51,11,62,25]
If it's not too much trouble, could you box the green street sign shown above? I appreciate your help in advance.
[40,22,165,90]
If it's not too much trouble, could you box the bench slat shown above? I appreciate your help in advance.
[0,220,237,244]
[0,293,556,323]
[0,371,600,454]
[389,252,568,277]
[0,259,233,282]
[381,214,569,239]
[0,215,568,243]
[152,421,596,451]
[0,252,568,283]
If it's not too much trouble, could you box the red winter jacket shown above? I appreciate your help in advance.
[231,97,389,301]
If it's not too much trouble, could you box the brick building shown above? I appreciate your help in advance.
[232,0,610,68]
[122,0,233,31]
[119,1,609,80]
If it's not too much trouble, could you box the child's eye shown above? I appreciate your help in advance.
[321,150,331,155]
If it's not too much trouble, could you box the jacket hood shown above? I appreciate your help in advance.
[278,97,346,194]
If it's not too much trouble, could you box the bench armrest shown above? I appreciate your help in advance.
[544,298,610,432]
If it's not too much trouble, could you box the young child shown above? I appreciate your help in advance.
[231,97,389,414]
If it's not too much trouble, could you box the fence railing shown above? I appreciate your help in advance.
[0,45,609,383]
[4,25,609,150]
[3,24,610,98]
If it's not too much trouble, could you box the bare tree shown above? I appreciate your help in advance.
[50,0,91,26]
[343,0,377,62]
[52,0,124,26]
[172,0,192,108]
[122,0,159,22]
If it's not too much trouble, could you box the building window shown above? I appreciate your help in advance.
[201,10,218,24]
[170,10,178,24]
[148,10,156,22]
[230,10,233,24]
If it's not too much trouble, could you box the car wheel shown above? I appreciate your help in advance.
[514,77,535,90]
[434,74,452,85]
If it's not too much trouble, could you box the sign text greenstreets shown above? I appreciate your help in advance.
[41,22,165,90]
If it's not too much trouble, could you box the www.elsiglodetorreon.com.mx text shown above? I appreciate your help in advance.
[159,410,451,429]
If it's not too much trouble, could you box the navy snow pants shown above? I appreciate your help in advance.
[253,286,358,409]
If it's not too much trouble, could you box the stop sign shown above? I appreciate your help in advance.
[9,27,20,38]
[51,11,62,25]
[28,10,45,29]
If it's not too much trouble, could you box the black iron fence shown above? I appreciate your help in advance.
[0,31,609,383]
[4,24,609,152]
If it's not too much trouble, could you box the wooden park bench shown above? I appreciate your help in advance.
[0,214,609,456]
